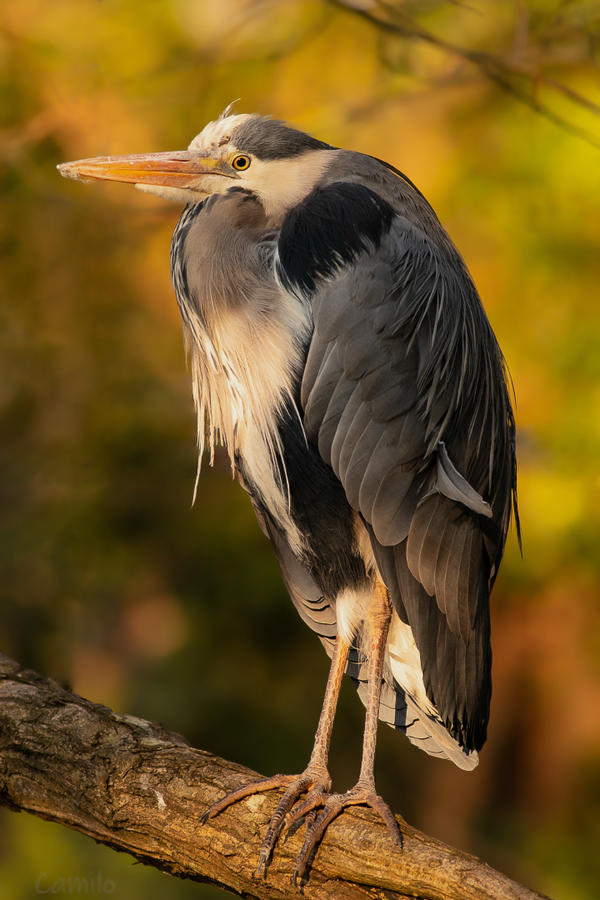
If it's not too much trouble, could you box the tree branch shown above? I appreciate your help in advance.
[329,0,600,149]
[0,654,551,900]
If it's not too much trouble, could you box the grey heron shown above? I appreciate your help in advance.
[58,108,519,881]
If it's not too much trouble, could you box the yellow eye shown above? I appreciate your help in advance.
[232,154,251,171]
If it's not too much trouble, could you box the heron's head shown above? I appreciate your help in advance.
[58,109,335,219]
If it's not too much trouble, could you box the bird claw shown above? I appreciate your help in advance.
[292,784,403,886]
[198,768,333,878]
[282,787,329,833]
[255,770,331,877]
[199,772,297,825]
[201,770,401,884]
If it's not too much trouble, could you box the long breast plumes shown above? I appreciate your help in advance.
[171,196,312,554]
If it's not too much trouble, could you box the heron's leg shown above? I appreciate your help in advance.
[255,632,350,872]
[309,631,352,768]
[200,633,350,868]
[289,581,402,884]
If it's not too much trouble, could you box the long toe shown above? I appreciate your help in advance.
[199,772,297,824]
[257,773,332,877]
[293,785,402,885]
[282,787,329,833]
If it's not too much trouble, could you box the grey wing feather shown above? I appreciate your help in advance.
[250,492,435,749]
[242,484,337,640]
[300,212,516,752]
[436,442,492,517]
[240,468,465,758]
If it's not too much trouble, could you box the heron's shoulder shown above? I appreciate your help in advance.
[321,149,418,193]
[276,170,455,300]
[320,149,445,237]
[278,180,395,297]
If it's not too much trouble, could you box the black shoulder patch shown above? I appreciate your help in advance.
[278,182,395,295]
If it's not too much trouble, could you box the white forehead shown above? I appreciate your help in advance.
[187,113,252,154]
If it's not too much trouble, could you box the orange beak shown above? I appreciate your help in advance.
[57,151,233,190]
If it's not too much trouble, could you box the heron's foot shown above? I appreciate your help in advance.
[199,772,299,825]
[199,765,333,877]
[289,780,403,886]
[256,765,332,876]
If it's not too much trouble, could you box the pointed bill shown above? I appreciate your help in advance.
[57,151,234,189]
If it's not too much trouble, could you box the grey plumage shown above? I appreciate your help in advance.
[294,185,515,751]
[58,112,519,870]
[169,122,517,757]
[232,115,332,159]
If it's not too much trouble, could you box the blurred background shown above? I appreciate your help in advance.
[1,1,599,898]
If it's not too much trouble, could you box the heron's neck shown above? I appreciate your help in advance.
[170,201,312,551]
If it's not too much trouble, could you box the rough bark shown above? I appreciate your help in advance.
[0,654,550,900]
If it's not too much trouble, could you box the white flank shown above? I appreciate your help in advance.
[387,613,437,717]
[336,586,371,645]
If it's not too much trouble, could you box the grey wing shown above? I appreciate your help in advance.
[249,489,458,757]
[239,473,426,743]
[300,214,517,753]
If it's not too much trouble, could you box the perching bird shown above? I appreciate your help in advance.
[59,107,518,881]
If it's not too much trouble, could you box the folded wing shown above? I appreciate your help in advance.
[278,181,518,753]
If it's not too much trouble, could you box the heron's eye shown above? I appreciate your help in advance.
[232,154,251,171]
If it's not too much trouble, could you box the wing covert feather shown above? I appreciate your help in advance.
[278,181,516,753]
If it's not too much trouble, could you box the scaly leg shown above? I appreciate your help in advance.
[200,633,350,873]
[288,581,402,884]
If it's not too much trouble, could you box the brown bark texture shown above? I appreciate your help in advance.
[0,654,551,900]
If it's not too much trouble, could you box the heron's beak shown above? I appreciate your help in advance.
[57,151,233,190]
